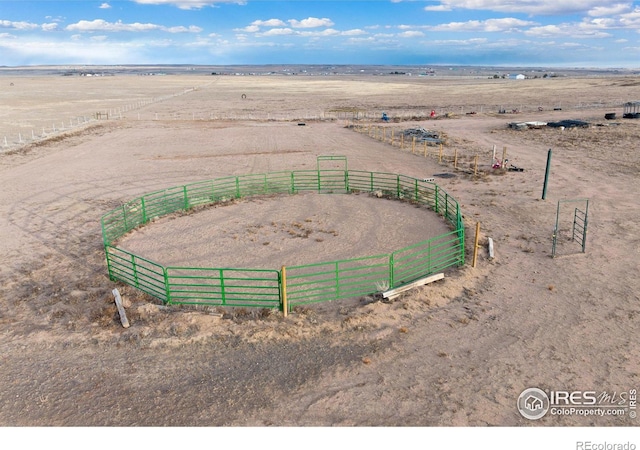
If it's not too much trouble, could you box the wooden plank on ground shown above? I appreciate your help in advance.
[382,273,444,300]
[112,288,130,328]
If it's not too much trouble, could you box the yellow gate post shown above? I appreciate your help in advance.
[281,266,288,317]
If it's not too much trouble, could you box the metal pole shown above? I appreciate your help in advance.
[552,200,560,258]
[582,200,589,253]
[542,149,552,200]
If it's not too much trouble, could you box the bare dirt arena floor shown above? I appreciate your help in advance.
[0,71,639,430]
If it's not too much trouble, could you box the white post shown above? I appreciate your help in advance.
[3,136,7,147]
[18,133,23,143]
[32,130,35,139]
[492,145,496,166]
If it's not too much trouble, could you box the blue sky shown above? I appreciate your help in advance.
[1,0,639,67]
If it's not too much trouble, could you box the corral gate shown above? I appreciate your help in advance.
[316,155,348,193]
[552,199,589,258]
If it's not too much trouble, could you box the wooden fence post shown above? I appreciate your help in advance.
[281,266,288,318]
[472,222,481,268]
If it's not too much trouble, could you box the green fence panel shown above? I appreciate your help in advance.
[286,254,390,307]
[290,170,320,192]
[346,170,376,192]
[391,230,463,287]
[166,267,281,308]
[346,171,408,198]
[142,185,187,220]
[317,169,348,193]
[234,172,294,196]
[264,171,296,194]
[184,179,217,208]
[105,245,167,302]
[209,176,239,201]
[101,208,128,246]
[414,182,437,209]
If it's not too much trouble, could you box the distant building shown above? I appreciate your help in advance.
[509,74,526,80]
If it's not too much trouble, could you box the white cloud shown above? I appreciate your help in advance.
[424,5,452,12]
[429,18,536,32]
[588,3,632,17]
[65,19,201,33]
[430,38,489,46]
[45,16,66,24]
[288,17,334,29]
[398,30,425,38]
[251,19,287,27]
[299,28,341,37]
[0,20,40,31]
[620,7,640,28]
[41,23,59,32]
[525,22,611,38]
[342,29,367,36]
[235,25,260,33]
[132,0,244,10]
[424,1,624,16]
[239,17,335,36]
[165,25,203,33]
[99,2,112,9]
[261,28,295,36]
[66,19,158,32]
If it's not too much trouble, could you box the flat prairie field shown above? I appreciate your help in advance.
[0,72,639,427]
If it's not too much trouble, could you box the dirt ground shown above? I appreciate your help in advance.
[0,71,639,431]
